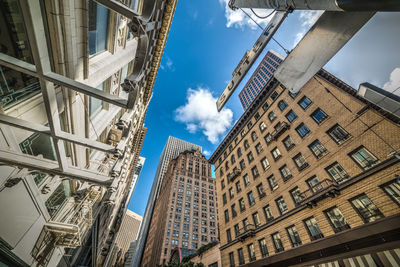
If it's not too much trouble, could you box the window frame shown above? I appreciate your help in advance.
[349,193,384,223]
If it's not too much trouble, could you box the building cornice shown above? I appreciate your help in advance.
[143,0,178,104]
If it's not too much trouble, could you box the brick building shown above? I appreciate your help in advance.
[209,70,400,267]
[142,149,218,266]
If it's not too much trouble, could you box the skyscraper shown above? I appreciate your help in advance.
[131,137,202,266]
[239,50,284,110]
[142,149,218,266]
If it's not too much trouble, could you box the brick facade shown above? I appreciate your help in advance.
[210,71,400,267]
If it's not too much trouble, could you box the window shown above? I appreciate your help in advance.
[251,131,258,141]
[238,160,245,171]
[165,238,169,245]
[89,0,109,55]
[278,100,288,111]
[258,158,269,172]
[328,124,350,144]
[268,175,278,190]
[262,102,269,111]
[229,145,233,152]
[276,197,288,214]
[229,187,234,199]
[279,165,292,181]
[259,122,267,132]
[309,140,328,159]
[264,133,273,145]
[224,210,229,223]
[304,217,324,240]
[271,147,282,160]
[311,108,328,124]
[293,153,308,170]
[254,112,260,120]
[243,174,250,186]
[298,96,312,110]
[325,162,349,183]
[268,111,277,122]
[282,135,295,150]
[272,232,284,252]
[238,248,245,265]
[89,82,106,117]
[289,91,298,98]
[296,123,310,138]
[290,187,303,204]
[285,110,298,122]
[247,152,254,163]
[270,91,279,101]
[286,225,302,247]
[248,243,256,262]
[255,143,263,154]
[263,205,273,221]
[234,224,240,237]
[239,198,246,211]
[324,206,350,232]
[252,212,261,227]
[221,179,225,189]
[350,146,379,170]
[306,176,321,192]
[247,121,253,130]
[381,179,400,206]
[258,238,269,258]
[251,166,259,179]
[231,204,237,217]
[350,194,384,222]
[256,183,266,198]
[248,191,255,206]
[231,155,236,164]
[229,252,235,267]
[237,148,242,157]
[235,181,242,193]
[244,140,250,150]
[222,193,227,205]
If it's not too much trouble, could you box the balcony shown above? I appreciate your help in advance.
[299,179,340,208]
[237,224,256,242]
[229,168,241,182]
[271,122,290,140]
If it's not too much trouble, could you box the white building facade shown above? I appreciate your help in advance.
[0,0,177,266]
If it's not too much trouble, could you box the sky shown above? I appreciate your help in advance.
[127,1,400,216]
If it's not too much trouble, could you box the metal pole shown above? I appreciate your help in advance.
[229,0,400,11]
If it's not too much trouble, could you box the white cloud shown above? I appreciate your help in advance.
[175,87,233,144]
[292,10,323,47]
[203,150,211,156]
[166,57,174,70]
[218,0,274,30]
[383,67,400,96]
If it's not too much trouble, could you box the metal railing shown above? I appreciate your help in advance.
[299,179,337,200]
[237,224,256,241]
[271,122,290,140]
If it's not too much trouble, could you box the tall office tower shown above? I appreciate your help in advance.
[142,149,218,266]
[124,157,146,213]
[238,50,284,110]
[131,136,202,266]
[0,0,177,266]
[209,70,400,267]
[108,210,143,267]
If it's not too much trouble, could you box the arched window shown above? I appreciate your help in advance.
[268,111,277,122]
[244,140,250,150]
[278,100,288,111]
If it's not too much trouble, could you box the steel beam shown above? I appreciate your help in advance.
[274,11,375,93]
[0,150,112,185]
[216,11,288,111]
[0,53,128,108]
[229,0,400,11]
[94,0,140,19]
[0,114,117,153]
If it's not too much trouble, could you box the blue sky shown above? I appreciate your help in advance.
[128,0,400,216]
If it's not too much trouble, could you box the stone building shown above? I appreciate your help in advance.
[142,149,218,266]
[190,242,221,267]
[0,0,176,266]
[209,70,400,267]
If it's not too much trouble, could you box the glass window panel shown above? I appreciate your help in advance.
[350,194,384,222]
[89,0,109,55]
[89,82,105,117]
[382,180,400,205]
